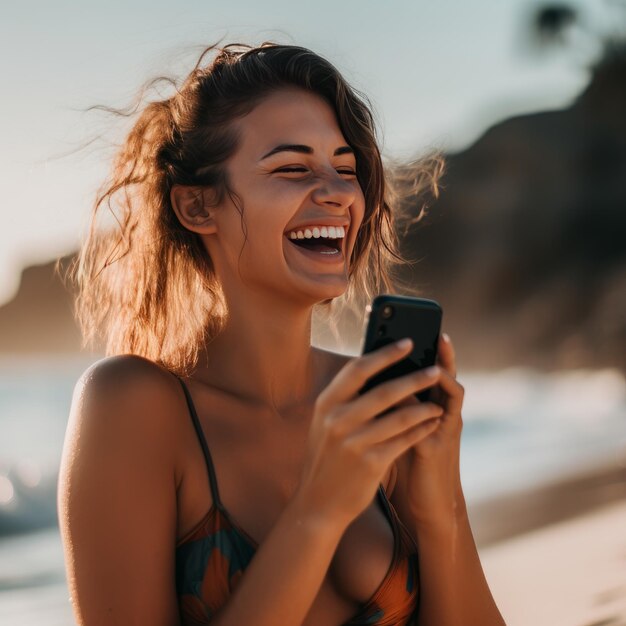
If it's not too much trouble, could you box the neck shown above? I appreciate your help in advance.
[193,291,328,415]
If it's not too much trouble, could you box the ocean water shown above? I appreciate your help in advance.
[1,354,625,624]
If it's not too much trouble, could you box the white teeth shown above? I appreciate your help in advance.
[285,225,347,239]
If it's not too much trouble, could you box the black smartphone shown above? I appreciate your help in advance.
[358,294,443,412]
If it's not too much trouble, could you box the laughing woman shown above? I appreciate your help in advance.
[58,42,506,626]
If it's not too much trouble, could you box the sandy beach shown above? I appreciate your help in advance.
[480,500,626,626]
[470,458,626,626]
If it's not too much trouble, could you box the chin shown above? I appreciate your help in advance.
[288,287,335,306]
[290,275,348,306]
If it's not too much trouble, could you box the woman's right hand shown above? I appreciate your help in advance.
[293,338,444,530]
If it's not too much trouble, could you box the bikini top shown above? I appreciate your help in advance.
[174,376,421,626]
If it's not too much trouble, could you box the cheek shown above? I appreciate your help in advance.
[251,177,308,212]
[239,205,290,257]
[229,182,295,240]
[247,188,310,246]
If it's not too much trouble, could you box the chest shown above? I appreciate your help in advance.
[175,396,399,624]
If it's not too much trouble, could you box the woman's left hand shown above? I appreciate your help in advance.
[399,332,466,528]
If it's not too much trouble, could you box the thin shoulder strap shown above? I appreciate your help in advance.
[377,484,390,513]
[175,375,225,512]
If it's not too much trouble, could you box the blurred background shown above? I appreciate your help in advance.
[0,1,625,625]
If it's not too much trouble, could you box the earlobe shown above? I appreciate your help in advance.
[170,184,217,234]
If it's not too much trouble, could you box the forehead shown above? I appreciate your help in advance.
[234,88,349,156]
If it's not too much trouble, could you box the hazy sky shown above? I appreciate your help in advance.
[0,0,605,305]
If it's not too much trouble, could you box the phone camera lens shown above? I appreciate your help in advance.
[381,305,394,320]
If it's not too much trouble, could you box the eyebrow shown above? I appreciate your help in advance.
[259,143,355,160]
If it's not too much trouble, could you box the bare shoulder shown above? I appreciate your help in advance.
[58,354,185,624]
[77,353,180,400]
[70,353,190,482]
[73,354,183,439]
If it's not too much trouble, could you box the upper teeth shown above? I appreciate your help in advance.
[286,225,346,240]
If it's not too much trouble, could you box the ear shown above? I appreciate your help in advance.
[170,185,218,235]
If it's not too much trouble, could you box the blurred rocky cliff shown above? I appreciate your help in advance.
[0,254,82,354]
[392,43,626,372]
[1,45,624,371]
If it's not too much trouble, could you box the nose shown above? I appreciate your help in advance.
[310,168,358,209]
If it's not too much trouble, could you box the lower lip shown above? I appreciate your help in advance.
[284,237,345,264]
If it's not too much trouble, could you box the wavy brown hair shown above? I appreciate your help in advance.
[63,41,445,376]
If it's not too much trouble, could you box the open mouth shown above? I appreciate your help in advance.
[284,231,346,263]
[286,236,343,254]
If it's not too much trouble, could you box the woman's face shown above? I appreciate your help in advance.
[206,87,366,305]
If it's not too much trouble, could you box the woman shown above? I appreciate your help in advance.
[58,42,506,626]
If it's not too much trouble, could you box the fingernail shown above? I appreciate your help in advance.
[442,333,450,342]
[424,366,439,376]
[396,338,413,350]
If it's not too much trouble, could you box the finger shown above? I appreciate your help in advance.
[348,401,444,448]
[375,416,442,462]
[321,338,414,405]
[428,366,464,416]
[437,332,457,379]
[339,365,440,429]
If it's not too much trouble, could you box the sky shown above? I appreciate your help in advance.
[0,0,609,306]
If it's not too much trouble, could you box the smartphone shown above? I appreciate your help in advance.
[358,294,443,412]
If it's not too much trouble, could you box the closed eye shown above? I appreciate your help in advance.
[275,167,357,175]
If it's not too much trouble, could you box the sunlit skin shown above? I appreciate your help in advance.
[170,86,505,625]
[170,85,466,534]
[55,82,506,626]
[170,87,365,416]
